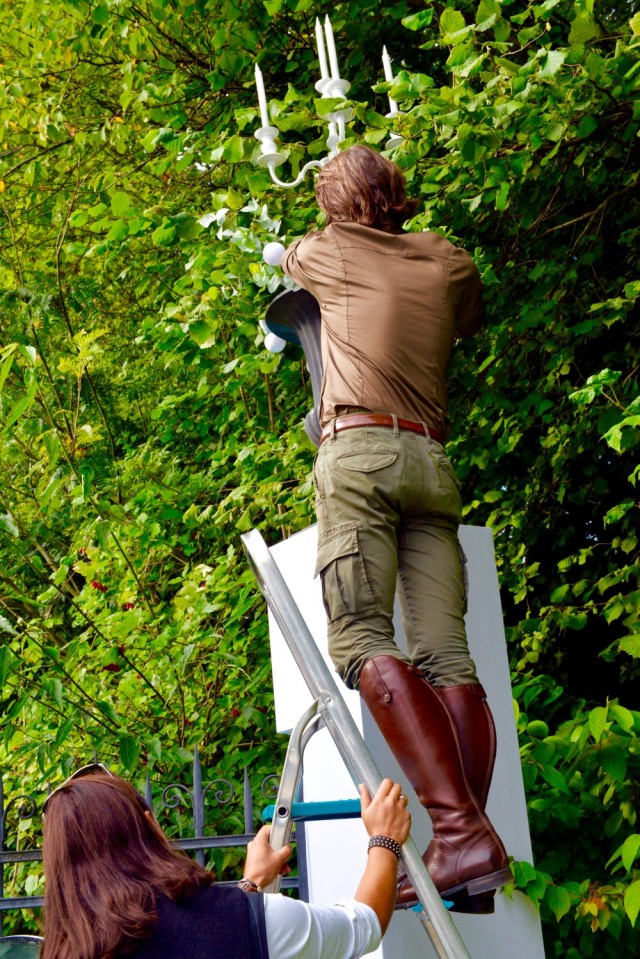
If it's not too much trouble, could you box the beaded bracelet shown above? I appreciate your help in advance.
[368,835,402,860]
[238,877,262,892]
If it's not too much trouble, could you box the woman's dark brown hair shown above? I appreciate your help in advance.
[314,144,418,229]
[41,772,214,959]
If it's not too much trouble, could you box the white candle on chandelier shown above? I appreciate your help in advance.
[324,16,340,80]
[315,17,329,81]
[382,46,398,114]
[255,63,270,127]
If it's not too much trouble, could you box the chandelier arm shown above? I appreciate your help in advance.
[266,159,326,189]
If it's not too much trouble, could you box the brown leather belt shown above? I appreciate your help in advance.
[319,414,444,446]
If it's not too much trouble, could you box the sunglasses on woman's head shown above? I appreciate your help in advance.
[42,762,114,816]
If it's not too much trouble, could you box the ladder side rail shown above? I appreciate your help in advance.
[242,530,471,959]
[242,531,381,787]
[265,702,322,894]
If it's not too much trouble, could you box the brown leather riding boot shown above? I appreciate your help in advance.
[437,684,499,914]
[359,656,511,909]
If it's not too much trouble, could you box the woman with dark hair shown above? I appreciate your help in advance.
[272,144,511,913]
[41,765,410,959]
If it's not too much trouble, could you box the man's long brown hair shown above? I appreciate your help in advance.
[41,772,214,959]
[315,145,418,229]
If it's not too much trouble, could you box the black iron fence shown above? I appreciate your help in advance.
[1,749,306,932]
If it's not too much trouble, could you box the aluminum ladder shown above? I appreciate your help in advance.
[242,528,471,959]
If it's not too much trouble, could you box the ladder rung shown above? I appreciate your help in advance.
[262,799,361,823]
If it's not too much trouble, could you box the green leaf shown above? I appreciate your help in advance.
[119,734,140,772]
[604,416,640,453]
[440,8,466,37]
[533,0,562,18]
[539,764,570,793]
[106,219,129,242]
[599,747,627,783]
[0,350,15,394]
[496,180,510,210]
[620,835,640,873]
[631,12,640,36]
[54,717,76,747]
[69,210,89,227]
[223,135,245,163]
[3,382,38,428]
[92,5,109,25]
[608,703,635,732]
[584,50,605,79]
[546,884,572,921]
[447,44,474,68]
[402,10,434,31]
[0,645,15,687]
[51,678,64,709]
[476,0,500,30]
[151,223,178,247]
[188,320,217,348]
[111,191,131,216]
[569,13,601,45]
[540,50,566,77]
[96,700,121,726]
[624,880,640,926]
[619,635,640,658]
[513,860,537,885]
[588,706,609,742]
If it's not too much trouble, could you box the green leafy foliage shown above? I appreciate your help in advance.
[513,677,640,954]
[0,0,639,952]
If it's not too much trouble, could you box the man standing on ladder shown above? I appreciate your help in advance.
[276,145,511,915]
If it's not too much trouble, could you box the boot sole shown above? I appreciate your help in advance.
[395,893,495,915]
[440,865,513,900]
[395,866,512,911]
[448,891,495,915]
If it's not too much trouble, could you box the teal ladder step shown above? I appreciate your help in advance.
[262,798,361,823]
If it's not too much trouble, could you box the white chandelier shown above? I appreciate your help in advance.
[253,17,401,189]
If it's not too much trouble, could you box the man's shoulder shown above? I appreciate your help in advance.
[328,222,461,259]
[403,229,463,256]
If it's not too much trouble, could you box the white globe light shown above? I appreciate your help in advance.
[263,242,286,266]
[265,332,286,353]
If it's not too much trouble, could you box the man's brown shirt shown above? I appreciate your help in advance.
[282,222,485,437]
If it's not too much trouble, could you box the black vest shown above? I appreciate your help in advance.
[126,885,268,959]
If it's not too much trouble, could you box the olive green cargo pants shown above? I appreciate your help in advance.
[314,424,479,690]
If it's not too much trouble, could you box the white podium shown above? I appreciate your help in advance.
[266,524,546,959]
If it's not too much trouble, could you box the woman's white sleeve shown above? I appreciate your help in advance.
[263,894,381,959]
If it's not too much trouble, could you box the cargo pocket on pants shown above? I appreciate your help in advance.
[315,523,377,623]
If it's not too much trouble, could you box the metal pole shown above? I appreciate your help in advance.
[193,747,205,867]
[242,529,471,959]
[243,768,254,836]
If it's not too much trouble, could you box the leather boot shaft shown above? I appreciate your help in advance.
[437,683,499,913]
[438,683,496,809]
